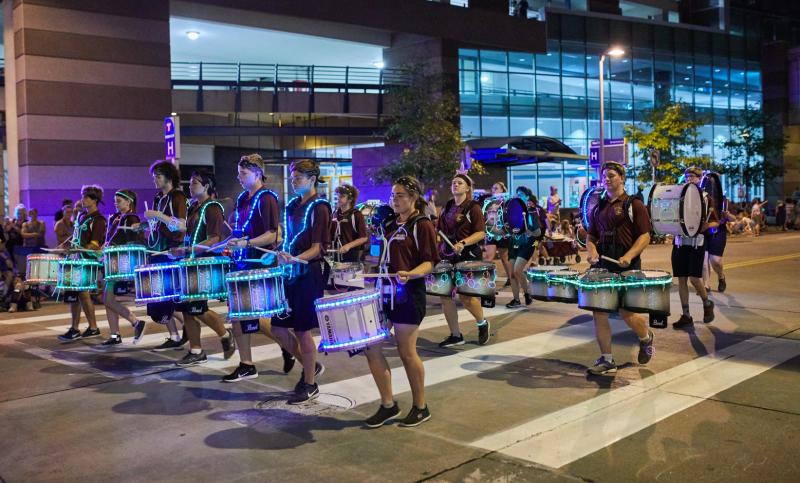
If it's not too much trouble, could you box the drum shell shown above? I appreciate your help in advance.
[26,254,62,285]
[104,246,148,281]
[315,289,387,352]
[454,262,496,298]
[179,257,229,302]
[329,262,365,289]
[134,263,181,304]
[578,286,621,312]
[547,281,577,303]
[226,268,287,320]
[648,183,704,237]
[57,259,102,292]
[426,263,454,297]
[527,266,568,301]
[622,284,670,314]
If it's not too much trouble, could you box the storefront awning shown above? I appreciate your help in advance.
[466,136,588,166]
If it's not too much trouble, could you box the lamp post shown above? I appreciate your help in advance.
[598,47,625,166]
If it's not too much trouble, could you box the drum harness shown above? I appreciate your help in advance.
[282,196,332,281]
[147,189,184,251]
[378,214,428,311]
[331,208,361,263]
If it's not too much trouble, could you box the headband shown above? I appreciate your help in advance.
[115,191,135,202]
[601,162,626,177]
[394,177,421,195]
[684,167,703,177]
[454,174,473,186]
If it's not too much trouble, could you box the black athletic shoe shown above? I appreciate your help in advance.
[281,348,296,373]
[176,351,208,367]
[288,382,319,405]
[221,330,235,360]
[477,320,490,346]
[703,300,715,323]
[587,357,617,376]
[672,314,694,330]
[365,403,401,428]
[57,327,81,343]
[524,293,533,306]
[178,327,188,346]
[294,362,326,391]
[101,334,122,346]
[221,363,258,383]
[718,278,727,293]
[438,334,465,348]
[132,320,147,345]
[81,327,101,339]
[638,330,655,365]
[152,338,184,352]
[503,279,511,288]
[505,299,521,308]
[398,405,431,427]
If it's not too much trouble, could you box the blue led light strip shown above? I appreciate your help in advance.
[314,291,380,310]
[232,189,277,261]
[190,200,225,252]
[282,196,331,255]
[319,330,390,351]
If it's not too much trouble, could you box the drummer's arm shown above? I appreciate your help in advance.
[341,236,369,253]
[296,242,322,262]
[460,231,485,246]
[623,232,650,261]
[402,261,434,280]
[586,234,600,263]
[246,230,278,248]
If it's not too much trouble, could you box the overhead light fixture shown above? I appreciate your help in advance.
[186,31,200,40]
[170,112,177,116]
[372,61,385,69]
[480,74,490,83]
[606,47,625,57]
[714,69,721,73]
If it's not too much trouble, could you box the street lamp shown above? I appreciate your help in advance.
[598,47,625,166]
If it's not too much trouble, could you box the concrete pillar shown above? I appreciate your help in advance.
[7,0,172,243]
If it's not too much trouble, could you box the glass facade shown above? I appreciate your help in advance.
[459,14,764,206]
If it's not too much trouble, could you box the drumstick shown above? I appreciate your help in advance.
[438,230,457,250]
[146,250,170,256]
[42,248,68,253]
[351,273,399,278]
[251,246,309,265]
[600,255,622,265]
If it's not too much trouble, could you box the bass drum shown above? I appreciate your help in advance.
[700,171,725,213]
[503,197,529,235]
[577,187,602,247]
[358,202,395,235]
[647,183,705,237]
[482,195,508,240]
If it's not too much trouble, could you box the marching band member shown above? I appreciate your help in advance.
[672,166,718,329]
[330,184,369,263]
[99,189,146,346]
[506,186,547,308]
[171,171,235,366]
[482,182,514,289]
[436,174,490,347]
[275,159,331,404]
[223,154,293,382]
[585,162,654,375]
[364,176,437,428]
[139,161,188,350]
[57,185,107,342]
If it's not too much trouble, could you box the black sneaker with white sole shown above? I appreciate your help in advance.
[294,363,326,392]
[438,334,465,348]
[288,382,319,405]
[81,327,101,339]
[586,357,617,376]
[132,320,147,344]
[101,334,122,346]
[365,403,401,428]
[398,406,431,427]
[281,348,296,373]
[221,330,236,360]
[505,299,521,308]
[176,351,208,367]
[638,330,655,364]
[221,363,258,383]
[57,327,81,343]
[477,320,490,345]
[152,338,184,352]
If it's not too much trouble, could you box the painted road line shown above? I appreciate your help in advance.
[318,318,630,409]
[471,335,800,469]
[725,252,800,270]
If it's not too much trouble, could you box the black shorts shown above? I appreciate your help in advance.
[383,279,426,326]
[509,235,535,261]
[272,261,325,332]
[671,244,705,278]
[706,230,727,257]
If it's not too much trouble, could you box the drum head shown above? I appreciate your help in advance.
[547,269,579,281]
[681,183,703,237]
[581,269,620,283]
[530,265,568,273]
[700,171,724,213]
[433,261,454,273]
[503,198,528,234]
[580,187,602,232]
[455,261,494,271]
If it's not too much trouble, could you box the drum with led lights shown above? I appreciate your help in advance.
[103,244,148,282]
[315,288,388,353]
[26,254,62,285]
[621,269,672,315]
[225,267,288,320]
[577,268,622,313]
[178,256,230,303]
[482,195,508,240]
[526,265,568,302]
[454,261,496,299]
[327,262,365,290]
[545,269,579,303]
[134,261,182,304]
[425,261,455,297]
[57,256,102,292]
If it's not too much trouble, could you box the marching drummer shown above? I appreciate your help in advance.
[671,166,718,330]
[137,161,188,350]
[507,186,546,308]
[275,159,331,404]
[98,189,146,346]
[330,184,369,263]
[223,154,294,382]
[482,182,514,290]
[170,171,235,366]
[585,162,654,376]
[437,174,490,347]
[57,185,107,343]
[363,176,437,428]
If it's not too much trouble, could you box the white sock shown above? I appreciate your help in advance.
[190,348,202,355]
[602,353,614,363]
[171,334,181,342]
[382,401,395,409]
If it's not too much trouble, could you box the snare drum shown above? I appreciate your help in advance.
[226,267,288,320]
[134,262,182,304]
[103,244,148,282]
[425,261,454,297]
[454,261,496,298]
[546,269,579,303]
[577,269,622,313]
[621,270,672,315]
[315,288,389,353]
[26,254,62,285]
[178,256,230,302]
[57,256,102,292]
[648,183,705,237]
[328,262,365,290]
[526,265,568,301]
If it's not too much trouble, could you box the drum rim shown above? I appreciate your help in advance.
[135,261,182,272]
[546,269,580,280]
[622,269,672,282]
[455,261,495,270]
[225,266,284,281]
[179,256,231,267]
[103,244,148,253]
[679,182,704,237]
[315,288,381,307]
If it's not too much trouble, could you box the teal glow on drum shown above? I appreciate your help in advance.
[621,270,672,315]
[226,267,288,320]
[57,257,102,292]
[103,245,148,282]
[178,256,230,302]
[526,265,568,301]
[577,269,622,313]
[134,262,182,304]
[426,261,454,297]
[454,261,496,298]
[545,269,579,303]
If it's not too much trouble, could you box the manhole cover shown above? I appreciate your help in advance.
[255,392,355,416]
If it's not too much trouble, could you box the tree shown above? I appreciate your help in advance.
[719,106,788,198]
[371,64,484,191]
[623,102,713,184]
